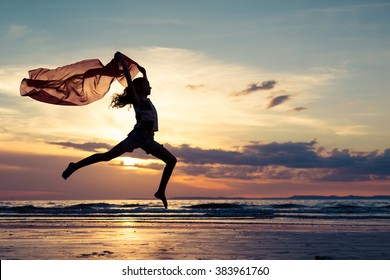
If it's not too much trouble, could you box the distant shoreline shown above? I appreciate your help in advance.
[2,195,390,201]
[171,195,390,200]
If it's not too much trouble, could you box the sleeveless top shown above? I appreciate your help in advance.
[133,97,158,132]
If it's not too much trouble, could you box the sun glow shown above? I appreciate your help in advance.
[118,156,145,168]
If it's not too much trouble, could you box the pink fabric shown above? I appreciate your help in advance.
[20,54,138,106]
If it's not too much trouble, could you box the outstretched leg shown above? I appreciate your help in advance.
[148,145,177,209]
[62,142,126,179]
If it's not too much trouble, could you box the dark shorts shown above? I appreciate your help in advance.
[120,129,162,154]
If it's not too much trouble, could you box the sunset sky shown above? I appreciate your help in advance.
[1,0,390,200]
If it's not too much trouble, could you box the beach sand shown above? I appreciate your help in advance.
[1,219,390,260]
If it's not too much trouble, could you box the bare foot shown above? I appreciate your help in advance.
[62,162,75,180]
[154,191,168,209]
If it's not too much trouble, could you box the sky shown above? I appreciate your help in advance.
[1,0,390,200]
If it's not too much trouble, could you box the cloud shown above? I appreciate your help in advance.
[165,140,320,168]
[290,107,307,112]
[162,141,390,182]
[232,80,276,96]
[48,141,112,152]
[47,141,155,159]
[6,24,29,38]
[185,84,205,91]
[332,125,370,136]
[267,95,290,109]
[45,139,390,182]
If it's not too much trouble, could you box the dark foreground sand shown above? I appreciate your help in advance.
[1,219,390,260]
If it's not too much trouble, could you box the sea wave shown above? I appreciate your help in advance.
[1,199,390,223]
[186,203,242,209]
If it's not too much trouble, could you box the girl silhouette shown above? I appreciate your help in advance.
[62,52,176,209]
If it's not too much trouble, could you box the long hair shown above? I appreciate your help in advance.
[110,77,146,108]
[110,88,132,108]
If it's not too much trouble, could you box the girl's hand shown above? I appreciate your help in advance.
[114,51,123,59]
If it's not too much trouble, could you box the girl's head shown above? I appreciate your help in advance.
[133,77,151,96]
[110,77,151,108]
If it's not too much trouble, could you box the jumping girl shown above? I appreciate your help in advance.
[62,52,177,209]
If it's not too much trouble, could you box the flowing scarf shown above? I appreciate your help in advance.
[20,54,138,106]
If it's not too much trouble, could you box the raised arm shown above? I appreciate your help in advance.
[114,51,140,106]
[137,64,148,80]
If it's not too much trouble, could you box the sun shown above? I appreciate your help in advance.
[118,156,144,168]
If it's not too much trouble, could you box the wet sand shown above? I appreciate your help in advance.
[1,219,390,260]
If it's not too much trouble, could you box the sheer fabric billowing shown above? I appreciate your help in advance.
[20,54,138,106]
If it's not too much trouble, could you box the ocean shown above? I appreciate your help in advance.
[1,199,390,229]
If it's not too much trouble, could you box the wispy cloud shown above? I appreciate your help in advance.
[47,141,153,159]
[290,107,307,112]
[302,3,390,14]
[6,24,29,38]
[266,95,290,109]
[98,16,192,27]
[232,80,276,96]
[185,84,205,91]
[332,125,370,136]
[48,141,112,152]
